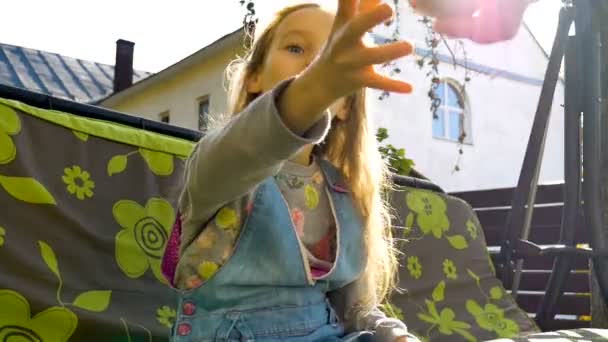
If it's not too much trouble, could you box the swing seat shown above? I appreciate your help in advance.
[389,175,608,341]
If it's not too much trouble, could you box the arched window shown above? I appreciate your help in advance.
[432,79,470,143]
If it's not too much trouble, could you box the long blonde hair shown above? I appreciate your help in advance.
[225,3,398,312]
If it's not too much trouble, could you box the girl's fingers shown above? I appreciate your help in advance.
[365,73,413,93]
[345,3,393,41]
[357,41,413,65]
[358,0,382,13]
[336,0,358,23]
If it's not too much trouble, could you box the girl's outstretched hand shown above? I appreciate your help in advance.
[279,0,413,135]
[309,0,414,98]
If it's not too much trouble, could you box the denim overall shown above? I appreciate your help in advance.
[170,160,369,341]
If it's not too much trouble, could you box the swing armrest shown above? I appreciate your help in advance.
[512,240,608,258]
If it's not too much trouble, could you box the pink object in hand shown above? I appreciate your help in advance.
[411,0,532,44]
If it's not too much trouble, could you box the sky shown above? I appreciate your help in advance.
[0,0,561,73]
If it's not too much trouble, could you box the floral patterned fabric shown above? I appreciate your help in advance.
[387,187,541,342]
[0,98,193,341]
[1,95,606,341]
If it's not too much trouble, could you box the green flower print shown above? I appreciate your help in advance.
[443,259,458,280]
[0,289,77,342]
[62,166,95,200]
[157,306,176,328]
[418,300,474,341]
[466,300,520,338]
[407,256,423,279]
[215,207,239,230]
[406,190,450,238]
[0,104,21,165]
[467,220,478,240]
[113,198,175,283]
[198,261,219,280]
[305,185,320,209]
[0,226,5,247]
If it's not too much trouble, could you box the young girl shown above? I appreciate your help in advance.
[162,1,419,340]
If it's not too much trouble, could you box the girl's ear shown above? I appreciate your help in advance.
[246,71,263,94]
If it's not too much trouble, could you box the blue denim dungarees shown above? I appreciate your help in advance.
[171,160,369,341]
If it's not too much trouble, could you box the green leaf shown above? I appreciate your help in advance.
[467,269,480,284]
[38,241,60,278]
[139,148,174,176]
[72,130,89,142]
[432,280,446,302]
[454,328,478,342]
[405,213,414,228]
[107,155,128,176]
[447,235,469,250]
[490,286,503,300]
[0,132,16,164]
[305,185,319,209]
[0,104,21,134]
[73,290,112,312]
[376,127,389,143]
[0,175,56,204]
[418,313,437,324]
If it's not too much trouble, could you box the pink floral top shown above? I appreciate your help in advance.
[274,158,337,278]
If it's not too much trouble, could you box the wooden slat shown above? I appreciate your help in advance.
[476,206,563,228]
[515,292,590,316]
[516,271,590,292]
[539,319,591,331]
[490,253,590,270]
[482,224,588,246]
[451,184,564,208]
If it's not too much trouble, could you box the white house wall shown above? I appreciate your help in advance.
[369,11,565,192]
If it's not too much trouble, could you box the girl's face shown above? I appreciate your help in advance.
[247,6,348,119]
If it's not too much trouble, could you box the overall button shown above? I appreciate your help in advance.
[182,302,196,315]
[177,323,192,336]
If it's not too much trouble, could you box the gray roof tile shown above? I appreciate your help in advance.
[0,42,152,103]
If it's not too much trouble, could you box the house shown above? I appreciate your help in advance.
[0,40,152,103]
[97,29,244,130]
[1,9,566,193]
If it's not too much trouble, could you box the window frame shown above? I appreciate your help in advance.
[197,95,211,132]
[432,78,472,144]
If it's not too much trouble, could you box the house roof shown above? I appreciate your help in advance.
[0,42,153,103]
[98,27,244,107]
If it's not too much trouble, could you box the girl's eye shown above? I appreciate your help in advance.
[286,44,304,54]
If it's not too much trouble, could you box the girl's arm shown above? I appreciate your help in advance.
[179,79,331,247]
[328,277,421,342]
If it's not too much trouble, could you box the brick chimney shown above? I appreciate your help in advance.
[113,39,135,93]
